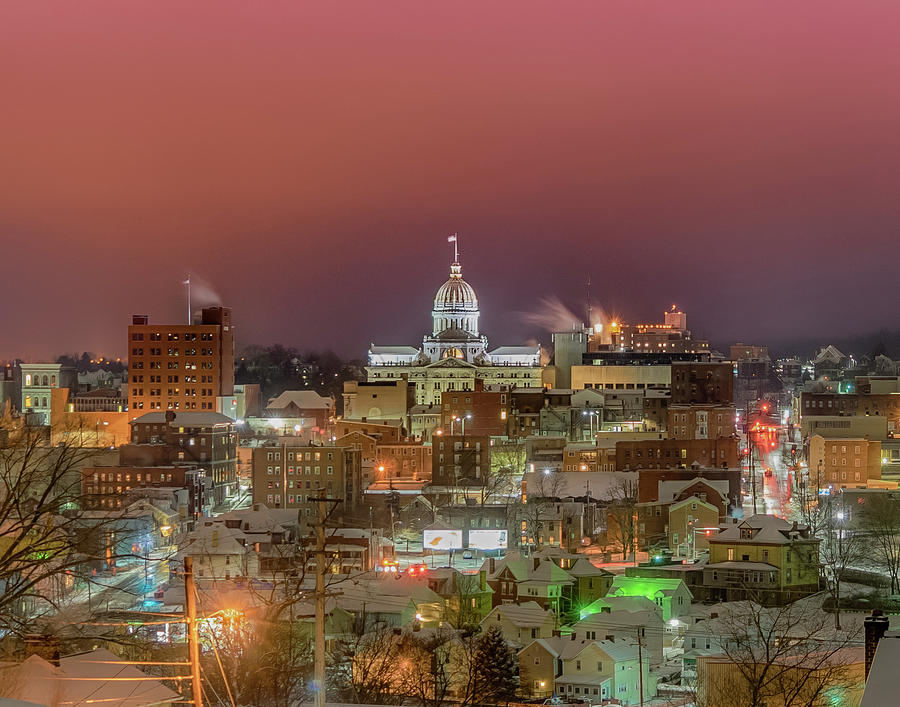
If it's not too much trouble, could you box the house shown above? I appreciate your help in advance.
[519,636,655,705]
[517,559,575,616]
[637,477,730,551]
[606,576,692,621]
[176,522,252,580]
[569,607,665,664]
[697,646,864,707]
[425,567,494,626]
[482,552,532,606]
[668,495,719,557]
[704,514,821,604]
[481,601,557,648]
[567,557,614,609]
[264,390,334,428]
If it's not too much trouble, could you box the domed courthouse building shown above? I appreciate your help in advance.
[366,248,542,406]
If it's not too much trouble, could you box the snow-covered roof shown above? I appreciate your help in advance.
[523,470,640,500]
[487,601,554,628]
[0,648,179,707]
[713,514,812,545]
[130,411,234,426]
[657,478,729,504]
[568,558,613,578]
[861,630,900,706]
[525,559,574,585]
[266,390,333,411]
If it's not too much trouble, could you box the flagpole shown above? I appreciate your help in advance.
[186,275,191,324]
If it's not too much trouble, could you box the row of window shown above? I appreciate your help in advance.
[266,465,334,475]
[266,451,334,461]
[132,332,215,342]
[23,374,56,387]
[132,347,216,357]
[132,401,215,410]
[132,361,214,370]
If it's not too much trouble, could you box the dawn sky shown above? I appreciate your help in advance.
[2,1,899,360]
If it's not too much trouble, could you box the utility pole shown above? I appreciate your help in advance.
[746,400,758,515]
[636,626,644,707]
[313,492,342,707]
[184,556,203,707]
[314,494,327,707]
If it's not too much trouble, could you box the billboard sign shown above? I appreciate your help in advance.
[468,529,508,550]
[423,529,463,550]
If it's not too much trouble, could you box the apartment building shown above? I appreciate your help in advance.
[127,307,234,415]
[250,442,362,529]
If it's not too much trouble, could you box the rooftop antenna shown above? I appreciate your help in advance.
[447,232,459,263]
[183,274,191,324]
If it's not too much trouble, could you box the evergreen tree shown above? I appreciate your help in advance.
[473,624,518,704]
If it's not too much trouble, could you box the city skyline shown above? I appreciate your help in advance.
[4,1,900,358]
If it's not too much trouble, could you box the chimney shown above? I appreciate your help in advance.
[865,610,890,679]
[489,557,496,574]
[570,632,576,641]
[534,557,541,571]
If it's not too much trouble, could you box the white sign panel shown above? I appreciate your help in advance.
[423,529,463,550]
[468,529,508,550]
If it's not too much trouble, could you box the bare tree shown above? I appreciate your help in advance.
[520,471,565,551]
[399,627,458,707]
[200,606,313,707]
[696,600,859,707]
[0,425,136,633]
[485,440,526,506]
[793,474,828,539]
[819,513,862,630]
[605,478,639,561]
[332,620,405,705]
[863,493,900,594]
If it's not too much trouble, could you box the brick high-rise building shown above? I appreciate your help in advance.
[128,307,234,415]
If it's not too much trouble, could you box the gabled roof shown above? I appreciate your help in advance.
[524,637,639,664]
[266,390,333,411]
[486,601,554,628]
[573,608,662,629]
[526,559,574,585]
[712,514,814,545]
[0,648,180,707]
[670,495,719,513]
[657,478,729,504]
[527,637,592,661]
[582,596,660,616]
[177,523,248,558]
[568,558,614,578]
[610,575,689,595]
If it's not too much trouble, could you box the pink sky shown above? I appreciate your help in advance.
[2,1,899,358]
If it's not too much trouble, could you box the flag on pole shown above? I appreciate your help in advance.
[447,234,457,243]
